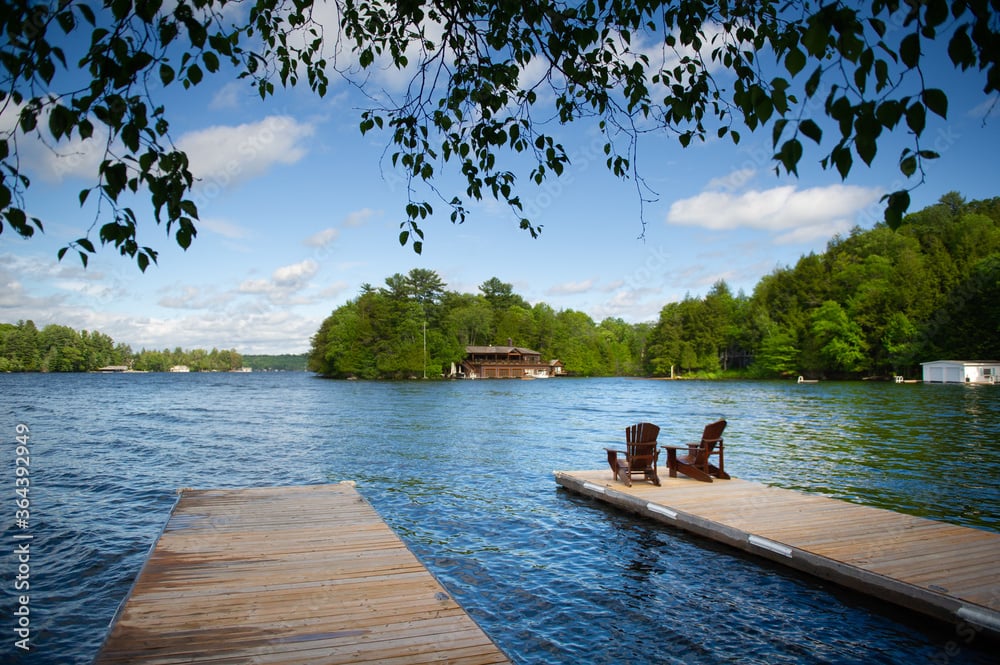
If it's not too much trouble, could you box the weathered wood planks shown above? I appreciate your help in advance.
[555,469,1000,640]
[94,484,510,665]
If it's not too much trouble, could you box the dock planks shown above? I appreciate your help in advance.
[95,484,510,665]
[555,469,1000,639]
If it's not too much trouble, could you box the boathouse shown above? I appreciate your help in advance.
[460,342,561,379]
[920,360,999,384]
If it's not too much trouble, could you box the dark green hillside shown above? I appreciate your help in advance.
[310,194,1000,379]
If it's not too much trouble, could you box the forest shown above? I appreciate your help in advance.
[0,323,244,373]
[308,193,1000,380]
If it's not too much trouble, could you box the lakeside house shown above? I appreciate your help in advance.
[921,360,1000,384]
[457,341,563,379]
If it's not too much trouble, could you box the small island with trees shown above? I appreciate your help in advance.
[308,194,999,380]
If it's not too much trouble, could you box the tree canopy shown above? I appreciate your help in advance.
[0,320,245,371]
[2,0,998,268]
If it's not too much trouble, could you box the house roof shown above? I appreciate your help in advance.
[920,360,1000,365]
[465,345,541,355]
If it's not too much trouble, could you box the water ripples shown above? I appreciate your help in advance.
[1,373,997,664]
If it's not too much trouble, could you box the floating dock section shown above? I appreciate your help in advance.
[95,484,510,664]
[555,470,1000,640]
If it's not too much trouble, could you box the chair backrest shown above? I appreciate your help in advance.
[625,422,660,467]
[698,419,727,457]
[626,422,660,445]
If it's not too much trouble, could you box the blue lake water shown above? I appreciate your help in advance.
[1,373,998,664]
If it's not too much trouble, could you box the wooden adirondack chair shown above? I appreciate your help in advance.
[605,422,661,486]
[666,419,729,482]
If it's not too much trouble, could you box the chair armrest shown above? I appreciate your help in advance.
[684,442,702,450]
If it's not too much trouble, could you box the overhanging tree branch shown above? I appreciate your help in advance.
[1,0,997,268]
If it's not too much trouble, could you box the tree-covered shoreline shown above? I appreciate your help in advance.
[0,323,315,373]
[0,323,245,373]
[309,193,1000,380]
[4,194,997,378]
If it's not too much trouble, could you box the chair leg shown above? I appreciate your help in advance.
[606,449,619,479]
[675,461,713,482]
[708,464,730,480]
[715,447,730,479]
[618,464,632,486]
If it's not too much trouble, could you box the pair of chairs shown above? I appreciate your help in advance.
[605,420,729,486]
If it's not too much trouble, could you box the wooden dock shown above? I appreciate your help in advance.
[94,484,511,664]
[555,470,1000,640]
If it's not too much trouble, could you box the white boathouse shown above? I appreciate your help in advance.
[921,360,999,384]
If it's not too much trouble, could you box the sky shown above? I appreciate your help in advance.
[2,6,999,355]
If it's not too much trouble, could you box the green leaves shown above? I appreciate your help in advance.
[799,119,822,144]
[776,138,803,176]
[0,0,252,269]
[3,0,997,268]
[922,88,947,119]
[905,101,925,134]
[160,63,175,86]
[947,26,975,69]
[899,33,921,69]
[883,190,910,230]
[47,104,76,140]
[784,48,806,77]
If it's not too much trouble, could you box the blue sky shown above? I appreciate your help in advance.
[2,8,999,354]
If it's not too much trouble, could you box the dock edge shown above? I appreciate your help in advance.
[554,470,1000,642]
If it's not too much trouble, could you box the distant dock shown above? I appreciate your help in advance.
[555,470,1000,640]
[95,484,510,664]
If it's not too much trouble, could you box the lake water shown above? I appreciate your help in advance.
[1,373,998,664]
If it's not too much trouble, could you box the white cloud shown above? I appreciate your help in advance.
[123,307,320,354]
[237,278,271,295]
[547,279,595,296]
[705,168,757,192]
[199,217,251,239]
[630,23,729,75]
[0,99,108,182]
[317,281,350,299]
[602,279,626,292]
[0,274,28,308]
[1,101,314,194]
[273,259,319,286]
[517,55,554,102]
[238,259,320,304]
[371,18,450,93]
[305,228,340,247]
[179,115,315,189]
[209,82,248,110]
[343,208,378,227]
[158,286,234,310]
[666,183,882,244]
[511,24,730,121]
[589,287,664,323]
[0,104,316,204]
[159,287,204,309]
[0,257,135,333]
